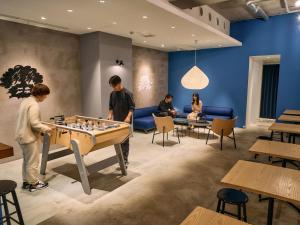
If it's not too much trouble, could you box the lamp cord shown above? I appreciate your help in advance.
[194,40,198,66]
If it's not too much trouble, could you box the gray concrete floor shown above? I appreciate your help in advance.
[0,127,299,225]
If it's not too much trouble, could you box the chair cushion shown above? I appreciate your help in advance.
[133,116,155,130]
[133,106,159,119]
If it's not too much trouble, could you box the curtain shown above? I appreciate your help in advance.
[260,64,280,119]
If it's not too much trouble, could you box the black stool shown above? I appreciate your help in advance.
[216,188,248,222]
[0,180,24,225]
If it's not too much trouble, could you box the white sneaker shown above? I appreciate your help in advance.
[29,181,49,192]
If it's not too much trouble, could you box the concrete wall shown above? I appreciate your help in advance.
[99,33,132,117]
[80,33,101,117]
[80,32,132,118]
[132,46,168,108]
[0,20,82,162]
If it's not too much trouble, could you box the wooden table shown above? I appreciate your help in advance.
[269,122,300,134]
[278,114,300,123]
[249,140,300,167]
[269,122,300,143]
[283,109,300,115]
[0,143,14,159]
[221,160,300,225]
[180,206,251,225]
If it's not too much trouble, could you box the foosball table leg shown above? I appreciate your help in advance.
[114,144,127,176]
[40,133,51,175]
[71,139,91,195]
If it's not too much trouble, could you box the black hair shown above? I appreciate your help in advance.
[165,94,173,100]
[109,75,122,87]
[31,83,50,96]
[192,93,200,105]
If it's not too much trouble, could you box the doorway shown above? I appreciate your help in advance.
[259,64,280,119]
[245,55,281,128]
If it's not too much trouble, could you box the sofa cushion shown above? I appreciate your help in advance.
[133,116,155,130]
[203,115,233,121]
[133,106,159,119]
[183,105,192,113]
[176,112,189,118]
[202,106,233,118]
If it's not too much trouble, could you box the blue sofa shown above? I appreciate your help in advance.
[177,105,234,121]
[133,105,234,133]
[133,106,159,132]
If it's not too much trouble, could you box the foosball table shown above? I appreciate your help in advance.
[40,115,131,194]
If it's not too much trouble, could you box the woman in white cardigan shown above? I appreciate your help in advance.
[15,84,51,192]
[187,93,203,121]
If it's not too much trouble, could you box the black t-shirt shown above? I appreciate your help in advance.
[109,88,135,121]
[158,100,174,112]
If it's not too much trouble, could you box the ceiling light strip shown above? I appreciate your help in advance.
[0,13,68,30]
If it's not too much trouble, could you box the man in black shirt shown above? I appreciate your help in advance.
[158,94,176,117]
[108,75,135,165]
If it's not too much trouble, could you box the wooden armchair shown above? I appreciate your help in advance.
[206,117,237,150]
[152,114,180,147]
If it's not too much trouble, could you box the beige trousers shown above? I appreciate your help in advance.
[19,141,40,184]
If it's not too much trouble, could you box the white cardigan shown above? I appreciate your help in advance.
[15,96,50,144]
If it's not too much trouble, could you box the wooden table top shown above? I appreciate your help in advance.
[284,109,300,115]
[221,160,300,205]
[269,122,300,134]
[0,143,14,159]
[180,207,251,225]
[278,114,300,123]
[249,140,300,162]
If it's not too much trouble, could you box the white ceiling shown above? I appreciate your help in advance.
[0,0,241,51]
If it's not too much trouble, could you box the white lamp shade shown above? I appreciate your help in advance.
[181,65,209,89]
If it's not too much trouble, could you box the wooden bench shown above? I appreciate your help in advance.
[0,143,14,159]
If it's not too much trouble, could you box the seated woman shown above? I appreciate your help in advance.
[187,93,202,122]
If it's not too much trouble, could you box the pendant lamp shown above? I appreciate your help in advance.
[181,40,209,90]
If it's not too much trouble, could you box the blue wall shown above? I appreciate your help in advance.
[169,13,300,127]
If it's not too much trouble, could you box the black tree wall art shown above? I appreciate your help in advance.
[0,65,44,98]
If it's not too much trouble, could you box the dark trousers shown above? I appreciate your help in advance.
[121,138,129,162]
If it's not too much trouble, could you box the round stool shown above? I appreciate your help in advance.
[0,180,24,225]
[216,188,248,222]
